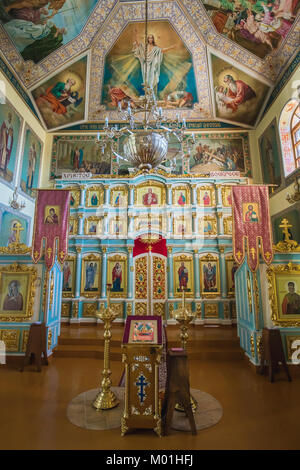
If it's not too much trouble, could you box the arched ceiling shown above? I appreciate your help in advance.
[0,0,299,130]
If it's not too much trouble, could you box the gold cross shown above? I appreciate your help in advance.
[236,251,242,260]
[47,247,52,259]
[34,250,39,259]
[265,251,271,260]
[279,218,293,242]
[250,247,256,260]
[12,221,24,244]
[59,251,65,259]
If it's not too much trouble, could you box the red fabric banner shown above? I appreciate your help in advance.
[31,190,70,270]
[232,185,273,272]
[133,235,167,257]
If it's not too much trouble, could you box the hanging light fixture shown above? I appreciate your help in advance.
[96,0,194,173]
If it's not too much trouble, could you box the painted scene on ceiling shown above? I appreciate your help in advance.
[202,0,299,59]
[0,0,98,63]
[31,55,87,130]
[101,21,198,110]
[164,132,251,175]
[211,54,270,126]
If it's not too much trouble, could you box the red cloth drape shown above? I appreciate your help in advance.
[32,189,70,270]
[133,236,167,257]
[232,185,273,272]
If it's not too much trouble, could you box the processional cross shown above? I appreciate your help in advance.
[279,218,293,242]
[12,221,24,244]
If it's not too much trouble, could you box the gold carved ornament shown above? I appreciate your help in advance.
[61,302,71,317]
[0,263,37,322]
[267,263,300,327]
[0,329,20,351]
[82,303,97,317]
[153,256,166,300]
[135,256,148,299]
[204,303,218,318]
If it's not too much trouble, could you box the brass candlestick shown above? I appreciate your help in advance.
[172,287,197,412]
[93,284,120,410]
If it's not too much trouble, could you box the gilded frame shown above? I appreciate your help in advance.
[81,254,101,298]
[62,256,76,298]
[109,216,127,237]
[84,216,103,235]
[85,185,104,208]
[173,254,194,298]
[200,254,221,298]
[134,214,166,232]
[225,255,238,297]
[198,216,217,235]
[223,216,233,235]
[221,186,232,207]
[69,217,78,236]
[267,263,300,326]
[172,186,191,207]
[107,254,128,298]
[110,186,128,207]
[197,186,216,207]
[0,263,37,322]
[204,303,219,318]
[134,181,166,207]
[173,216,192,236]
[66,186,80,209]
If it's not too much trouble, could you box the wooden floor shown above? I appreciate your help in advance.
[1,325,300,450]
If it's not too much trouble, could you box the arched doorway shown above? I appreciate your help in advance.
[133,234,167,316]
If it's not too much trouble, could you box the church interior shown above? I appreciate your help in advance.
[0,0,300,451]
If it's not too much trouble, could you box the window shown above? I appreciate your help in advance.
[279,99,299,177]
[291,106,300,169]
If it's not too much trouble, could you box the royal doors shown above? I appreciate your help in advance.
[134,251,167,317]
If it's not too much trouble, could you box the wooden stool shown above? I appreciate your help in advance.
[20,323,48,373]
[161,349,197,435]
[259,328,291,382]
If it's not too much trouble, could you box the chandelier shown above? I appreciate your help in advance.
[96,0,194,172]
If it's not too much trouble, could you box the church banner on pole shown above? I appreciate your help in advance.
[232,185,273,272]
[32,189,70,270]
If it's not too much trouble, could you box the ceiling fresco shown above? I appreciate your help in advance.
[0,0,298,129]
[202,0,300,59]
[0,0,98,63]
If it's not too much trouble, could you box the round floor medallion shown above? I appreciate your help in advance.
[67,387,222,432]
